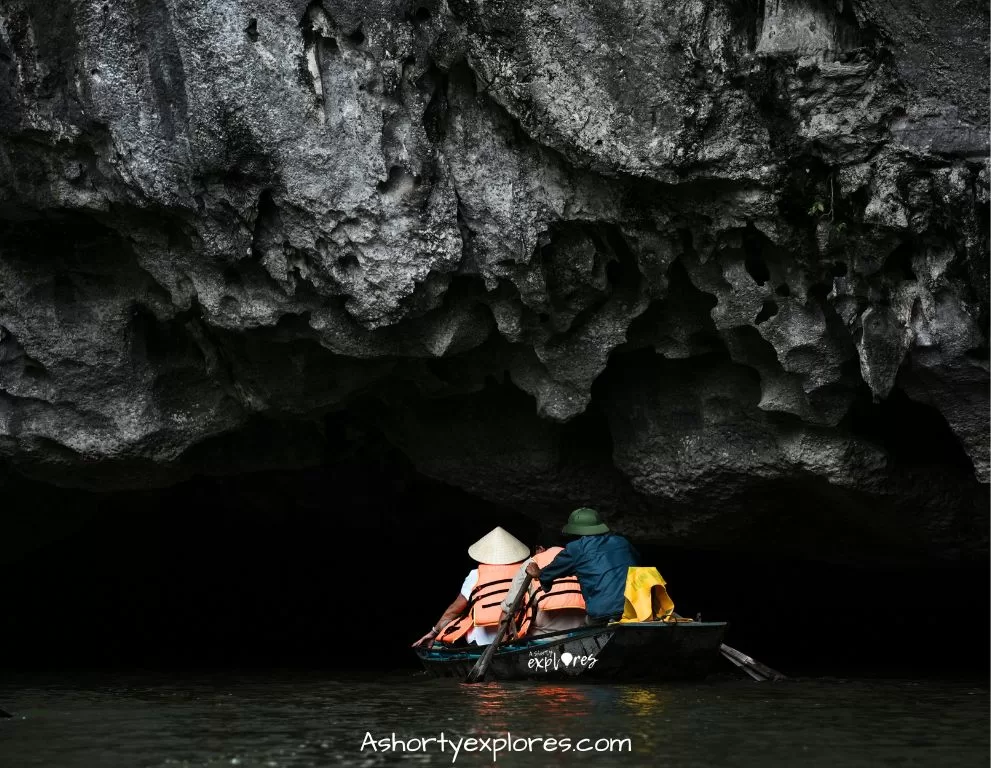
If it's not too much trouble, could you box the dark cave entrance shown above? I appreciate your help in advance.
[1,422,986,679]
[0,442,540,670]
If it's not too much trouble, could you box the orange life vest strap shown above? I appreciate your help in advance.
[534,587,585,605]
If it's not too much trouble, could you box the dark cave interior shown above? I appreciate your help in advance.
[1,426,986,680]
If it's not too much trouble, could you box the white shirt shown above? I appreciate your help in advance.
[460,569,499,646]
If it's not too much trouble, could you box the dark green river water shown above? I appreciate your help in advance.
[0,672,986,767]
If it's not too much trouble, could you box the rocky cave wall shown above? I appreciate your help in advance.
[0,0,987,564]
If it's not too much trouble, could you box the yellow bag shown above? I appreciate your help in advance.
[620,566,677,623]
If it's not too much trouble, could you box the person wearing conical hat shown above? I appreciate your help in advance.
[525,508,638,626]
[412,526,529,648]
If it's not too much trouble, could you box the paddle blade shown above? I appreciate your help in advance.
[720,643,786,682]
[465,635,501,684]
[721,648,765,681]
[0,707,12,718]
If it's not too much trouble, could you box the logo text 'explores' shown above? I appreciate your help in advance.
[527,650,597,672]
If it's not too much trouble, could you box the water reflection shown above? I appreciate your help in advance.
[463,682,592,729]
[463,682,515,728]
[0,674,985,768]
[531,684,592,719]
[618,686,667,717]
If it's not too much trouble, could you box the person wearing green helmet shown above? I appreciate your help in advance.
[525,507,639,625]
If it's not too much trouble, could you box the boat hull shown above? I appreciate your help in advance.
[415,621,728,682]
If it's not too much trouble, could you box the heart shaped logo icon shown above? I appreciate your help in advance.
[559,652,574,666]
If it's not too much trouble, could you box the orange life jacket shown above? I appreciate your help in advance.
[517,547,586,636]
[435,563,522,644]
[530,547,586,611]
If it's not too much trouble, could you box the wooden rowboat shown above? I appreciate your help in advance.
[415,620,729,681]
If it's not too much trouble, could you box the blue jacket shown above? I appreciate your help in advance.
[538,534,638,619]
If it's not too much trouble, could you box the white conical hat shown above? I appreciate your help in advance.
[467,526,529,565]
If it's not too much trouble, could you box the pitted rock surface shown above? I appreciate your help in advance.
[0,0,987,562]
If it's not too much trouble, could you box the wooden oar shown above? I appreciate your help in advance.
[673,613,784,682]
[720,643,786,682]
[466,573,532,684]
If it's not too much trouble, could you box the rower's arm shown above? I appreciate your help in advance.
[413,594,469,647]
[435,593,469,631]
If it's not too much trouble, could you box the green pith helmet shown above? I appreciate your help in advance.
[562,507,610,535]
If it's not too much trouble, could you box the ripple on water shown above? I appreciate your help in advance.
[0,673,987,767]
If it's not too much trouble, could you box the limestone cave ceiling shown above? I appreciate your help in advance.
[0,0,987,563]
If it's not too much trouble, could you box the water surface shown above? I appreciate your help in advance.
[0,672,986,767]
